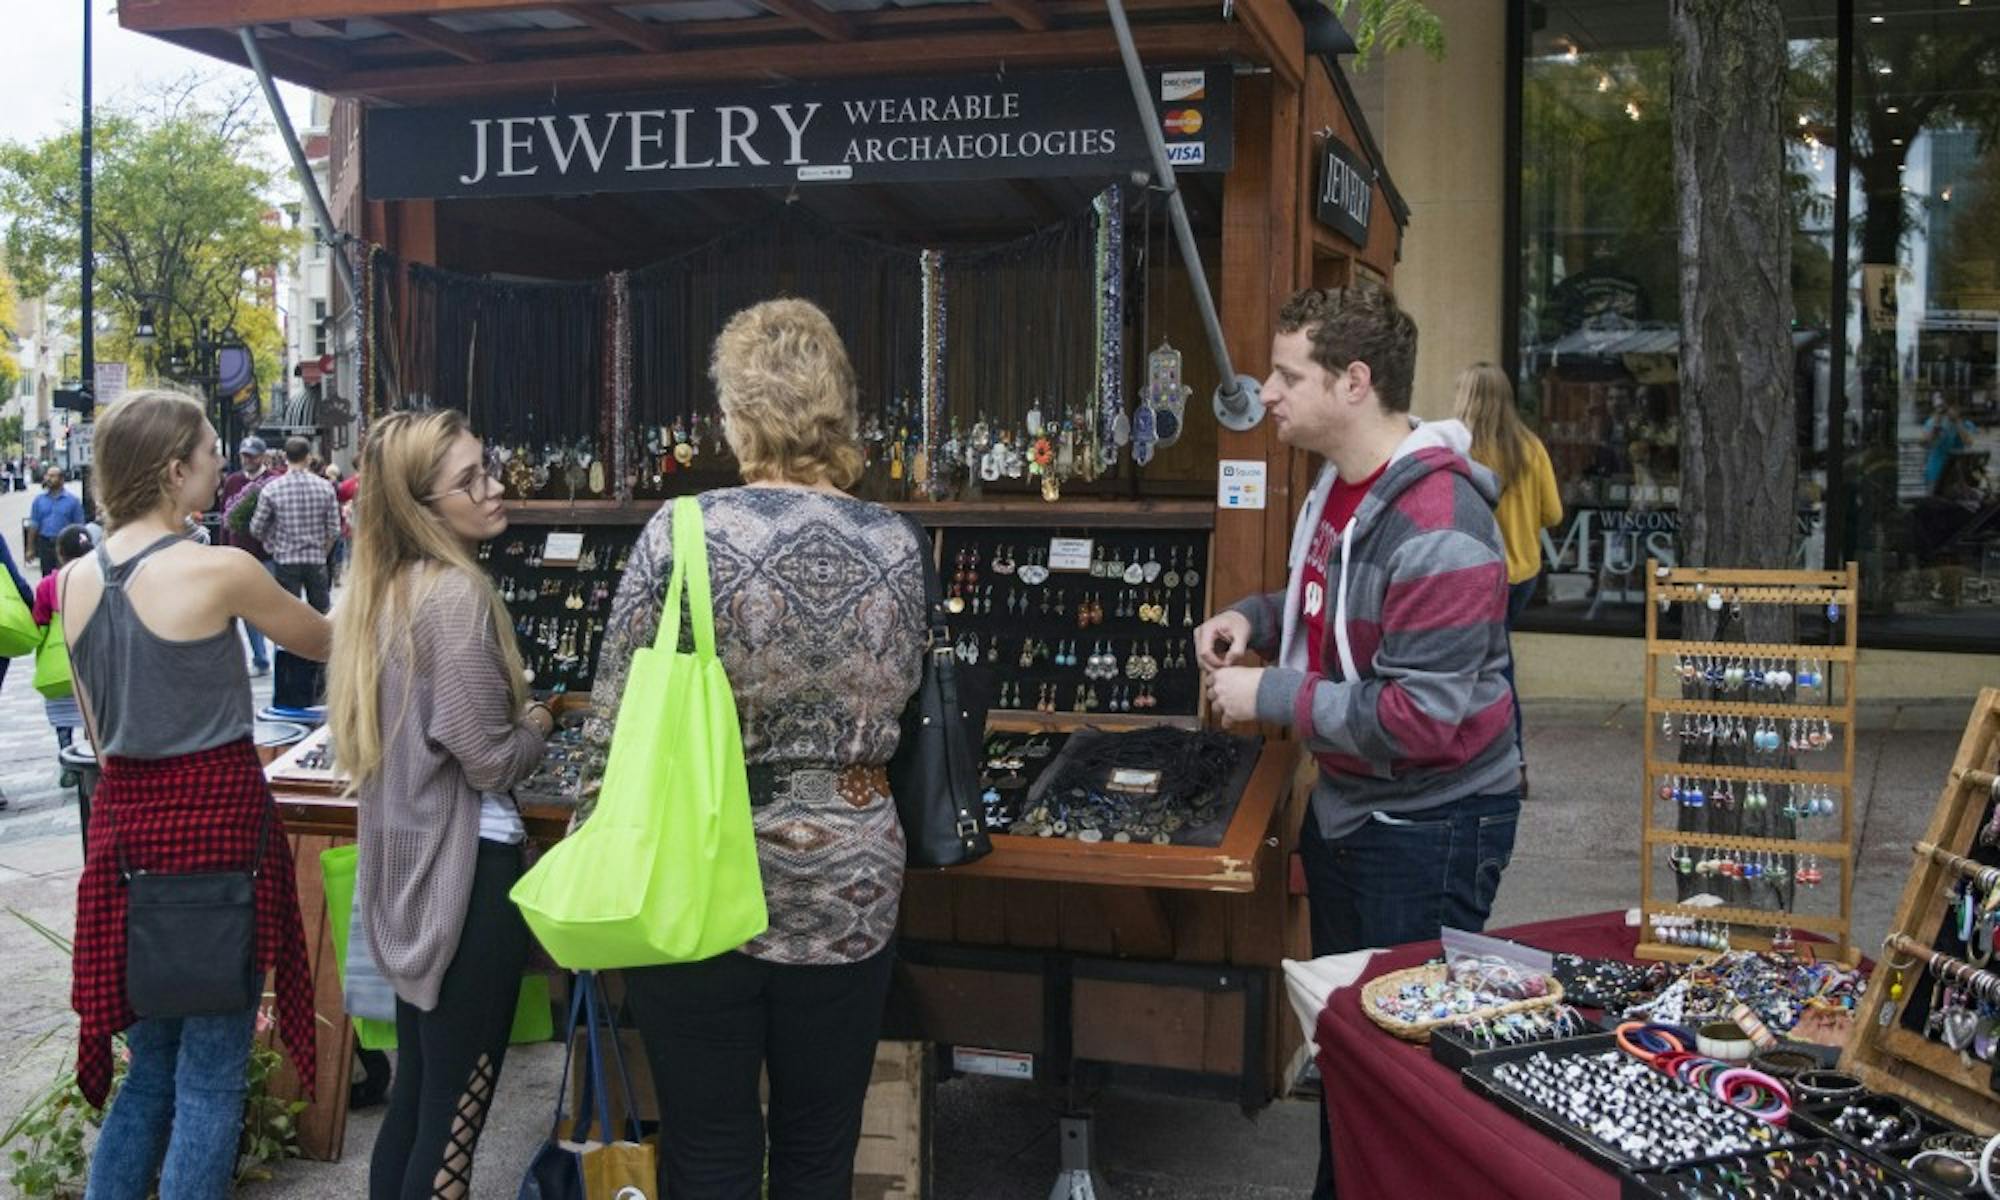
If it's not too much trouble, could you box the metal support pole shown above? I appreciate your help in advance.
[1101,0,1263,431]
[237,29,361,321]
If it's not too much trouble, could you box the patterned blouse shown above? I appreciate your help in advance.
[577,486,928,965]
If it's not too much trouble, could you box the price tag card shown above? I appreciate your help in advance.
[1048,537,1095,572]
[541,531,585,567]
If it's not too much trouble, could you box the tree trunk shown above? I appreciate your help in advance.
[1671,0,1799,579]
[1670,0,1801,914]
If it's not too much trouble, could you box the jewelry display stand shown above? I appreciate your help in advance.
[1842,688,2000,1136]
[1638,561,1860,964]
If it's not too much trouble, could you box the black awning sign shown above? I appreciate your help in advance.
[365,66,1234,201]
[1315,135,1374,246]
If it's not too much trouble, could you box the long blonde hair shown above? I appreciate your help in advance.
[1454,362,1535,490]
[327,409,527,791]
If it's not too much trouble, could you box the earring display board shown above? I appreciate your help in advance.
[1638,561,1861,965]
[480,523,644,697]
[936,527,1211,720]
[1842,688,2000,1137]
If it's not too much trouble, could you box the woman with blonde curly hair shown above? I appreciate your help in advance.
[579,297,928,1198]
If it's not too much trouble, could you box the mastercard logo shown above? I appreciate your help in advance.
[1163,109,1204,137]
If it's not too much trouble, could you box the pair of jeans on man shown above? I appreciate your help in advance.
[1300,789,1522,1200]
[240,561,331,670]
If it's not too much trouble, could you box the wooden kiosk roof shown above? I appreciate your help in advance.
[118,0,1307,100]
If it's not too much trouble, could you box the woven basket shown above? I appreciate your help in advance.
[1360,963,1565,1044]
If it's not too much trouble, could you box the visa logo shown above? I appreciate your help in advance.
[1165,142,1206,165]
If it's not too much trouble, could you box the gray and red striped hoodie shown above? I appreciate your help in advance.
[1229,419,1521,841]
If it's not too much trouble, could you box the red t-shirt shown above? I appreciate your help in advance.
[1300,462,1386,678]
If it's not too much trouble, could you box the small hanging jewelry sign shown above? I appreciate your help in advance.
[541,531,585,567]
[1048,537,1095,572]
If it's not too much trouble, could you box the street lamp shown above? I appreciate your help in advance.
[133,307,156,348]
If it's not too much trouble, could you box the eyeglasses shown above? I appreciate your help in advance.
[423,468,503,504]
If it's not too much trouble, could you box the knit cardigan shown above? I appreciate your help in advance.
[356,568,546,1011]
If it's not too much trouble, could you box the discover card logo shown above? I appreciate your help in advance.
[1165,142,1206,165]
[1161,70,1207,102]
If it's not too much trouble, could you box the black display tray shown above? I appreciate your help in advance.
[1788,1088,1978,1193]
[1618,1138,1959,1200]
[1463,1041,1792,1174]
[1429,1019,1612,1073]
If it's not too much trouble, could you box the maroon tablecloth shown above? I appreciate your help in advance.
[1314,911,1639,1200]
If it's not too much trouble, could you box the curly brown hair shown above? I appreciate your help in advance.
[1276,283,1419,414]
[710,298,865,489]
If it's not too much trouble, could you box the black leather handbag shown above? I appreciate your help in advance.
[119,809,268,1019]
[888,521,992,869]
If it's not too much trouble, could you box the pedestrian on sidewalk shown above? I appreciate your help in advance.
[29,467,85,575]
[579,299,928,1199]
[32,524,96,785]
[61,389,331,1200]
[220,437,276,674]
[1455,362,1562,793]
[326,409,553,1200]
[1194,284,1521,1200]
[250,437,341,614]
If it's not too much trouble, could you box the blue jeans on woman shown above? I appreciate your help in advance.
[85,1007,257,1200]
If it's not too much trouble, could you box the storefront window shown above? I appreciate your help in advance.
[1514,2,1838,634]
[1846,0,2000,642]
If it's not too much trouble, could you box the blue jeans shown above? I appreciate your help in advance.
[240,560,276,667]
[1299,791,1520,1200]
[85,1008,256,1200]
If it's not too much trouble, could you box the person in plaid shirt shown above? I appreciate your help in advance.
[250,437,341,612]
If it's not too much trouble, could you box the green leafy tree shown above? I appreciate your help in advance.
[1329,0,1446,66]
[0,76,298,396]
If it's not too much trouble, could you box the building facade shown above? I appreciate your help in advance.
[1359,0,2000,700]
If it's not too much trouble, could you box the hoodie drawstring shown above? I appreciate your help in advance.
[1332,516,1360,682]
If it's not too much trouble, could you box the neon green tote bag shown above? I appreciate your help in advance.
[33,612,73,699]
[0,577,36,658]
[511,496,766,968]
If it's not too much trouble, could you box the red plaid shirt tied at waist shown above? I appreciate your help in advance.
[70,739,316,1108]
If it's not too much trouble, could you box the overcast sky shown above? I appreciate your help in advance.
[2,5,312,160]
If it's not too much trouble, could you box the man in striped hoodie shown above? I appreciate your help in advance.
[1197,284,1521,1196]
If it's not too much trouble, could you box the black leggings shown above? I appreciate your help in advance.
[369,840,530,1200]
[625,947,895,1200]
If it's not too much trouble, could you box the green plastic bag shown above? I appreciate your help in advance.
[510,496,766,969]
[0,576,36,658]
[320,844,553,1051]
[33,611,72,699]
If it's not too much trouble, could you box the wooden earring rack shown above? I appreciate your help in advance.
[1842,689,2000,1135]
[1638,561,1861,964]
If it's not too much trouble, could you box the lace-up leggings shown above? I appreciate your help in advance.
[368,840,530,1200]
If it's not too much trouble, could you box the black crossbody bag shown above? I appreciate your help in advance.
[116,807,270,1018]
[888,519,993,868]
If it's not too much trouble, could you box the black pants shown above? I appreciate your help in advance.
[272,561,332,613]
[625,947,895,1200]
[369,840,530,1200]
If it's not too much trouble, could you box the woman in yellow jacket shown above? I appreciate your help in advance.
[1456,363,1561,787]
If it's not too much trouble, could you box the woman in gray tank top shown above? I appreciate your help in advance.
[63,390,330,1200]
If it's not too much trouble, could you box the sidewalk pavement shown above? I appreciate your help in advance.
[0,488,1974,1195]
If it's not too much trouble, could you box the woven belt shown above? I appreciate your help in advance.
[746,763,889,809]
